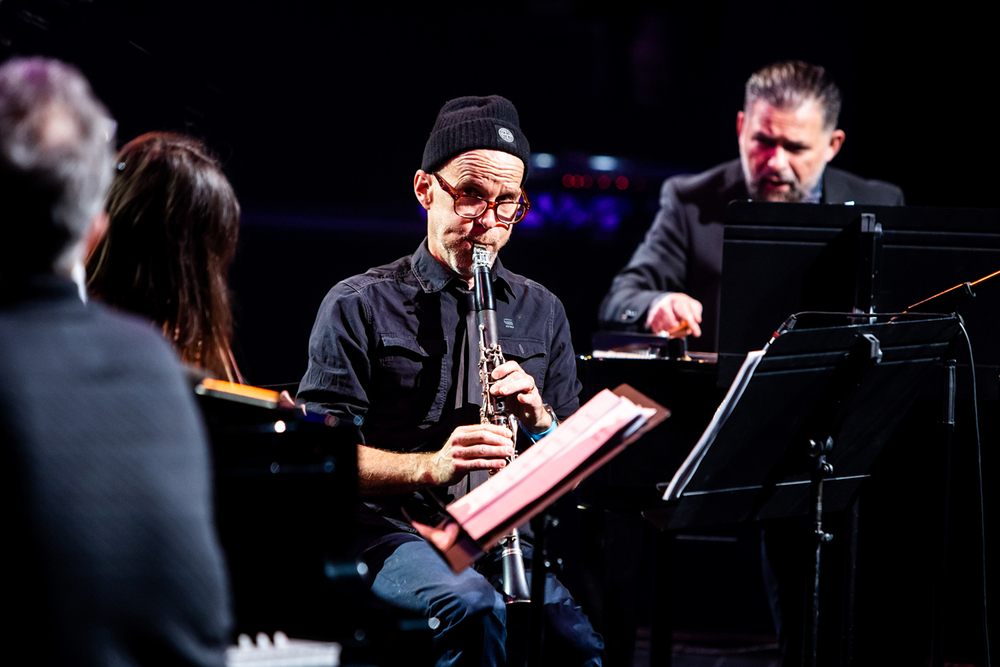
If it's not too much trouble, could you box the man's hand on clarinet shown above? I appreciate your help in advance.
[489,360,552,433]
[426,424,514,487]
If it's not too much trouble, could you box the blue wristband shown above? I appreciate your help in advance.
[523,405,558,443]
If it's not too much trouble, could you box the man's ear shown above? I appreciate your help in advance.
[736,110,746,139]
[825,129,846,163]
[84,210,109,263]
[414,170,433,211]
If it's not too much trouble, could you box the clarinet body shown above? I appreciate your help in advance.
[472,242,532,605]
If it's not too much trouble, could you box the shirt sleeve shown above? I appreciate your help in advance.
[598,176,691,330]
[543,294,582,422]
[297,281,372,440]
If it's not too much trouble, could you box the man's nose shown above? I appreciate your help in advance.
[475,205,508,230]
[766,147,789,171]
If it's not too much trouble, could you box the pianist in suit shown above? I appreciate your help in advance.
[599,60,905,352]
[0,58,232,666]
[596,60,906,666]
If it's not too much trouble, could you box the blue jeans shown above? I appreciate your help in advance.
[361,531,603,667]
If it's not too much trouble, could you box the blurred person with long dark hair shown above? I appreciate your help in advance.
[87,131,243,382]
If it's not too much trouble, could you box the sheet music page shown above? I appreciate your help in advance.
[428,385,665,572]
[661,349,766,502]
[448,390,647,539]
[458,397,648,540]
[535,402,654,478]
[447,389,621,524]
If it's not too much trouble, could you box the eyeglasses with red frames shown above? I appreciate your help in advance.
[432,172,531,227]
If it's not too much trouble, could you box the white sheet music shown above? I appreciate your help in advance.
[661,349,767,502]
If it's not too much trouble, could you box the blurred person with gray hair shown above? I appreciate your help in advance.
[0,57,231,666]
[600,60,904,351]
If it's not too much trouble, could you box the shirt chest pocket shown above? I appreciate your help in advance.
[498,338,549,396]
[373,335,449,424]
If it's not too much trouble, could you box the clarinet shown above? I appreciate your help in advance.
[472,242,531,604]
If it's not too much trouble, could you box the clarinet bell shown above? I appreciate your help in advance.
[499,528,531,604]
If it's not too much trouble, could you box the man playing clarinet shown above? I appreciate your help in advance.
[298,95,603,666]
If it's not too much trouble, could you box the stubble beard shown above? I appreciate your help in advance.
[439,231,508,280]
[746,176,806,203]
[742,161,826,204]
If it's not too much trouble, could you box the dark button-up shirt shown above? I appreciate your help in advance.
[298,239,581,533]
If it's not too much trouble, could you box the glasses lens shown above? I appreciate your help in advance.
[496,202,524,223]
[455,196,487,218]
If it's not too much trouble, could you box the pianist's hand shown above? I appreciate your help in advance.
[647,292,703,338]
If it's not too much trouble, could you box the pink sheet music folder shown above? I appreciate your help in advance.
[419,385,669,573]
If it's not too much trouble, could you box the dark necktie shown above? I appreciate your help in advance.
[448,286,491,499]
[455,289,482,410]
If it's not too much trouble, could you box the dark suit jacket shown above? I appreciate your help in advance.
[0,276,232,666]
[598,159,905,350]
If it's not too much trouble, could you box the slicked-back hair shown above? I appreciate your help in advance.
[86,132,242,382]
[0,57,114,275]
[744,60,842,130]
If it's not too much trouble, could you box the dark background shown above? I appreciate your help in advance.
[3,1,996,663]
[2,0,995,385]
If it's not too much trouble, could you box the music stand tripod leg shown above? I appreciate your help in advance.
[806,436,835,667]
[528,514,560,667]
[931,352,956,667]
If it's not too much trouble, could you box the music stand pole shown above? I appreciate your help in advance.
[931,349,957,667]
[528,514,558,667]
[806,436,835,667]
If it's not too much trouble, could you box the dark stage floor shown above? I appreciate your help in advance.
[637,630,781,667]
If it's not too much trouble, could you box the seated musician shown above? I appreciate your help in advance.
[598,60,907,666]
[86,132,243,383]
[599,60,905,351]
[0,58,232,666]
[297,95,604,666]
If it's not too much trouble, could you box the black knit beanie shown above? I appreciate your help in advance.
[421,95,530,184]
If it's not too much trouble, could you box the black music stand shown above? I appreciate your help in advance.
[719,201,1000,398]
[646,313,960,667]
